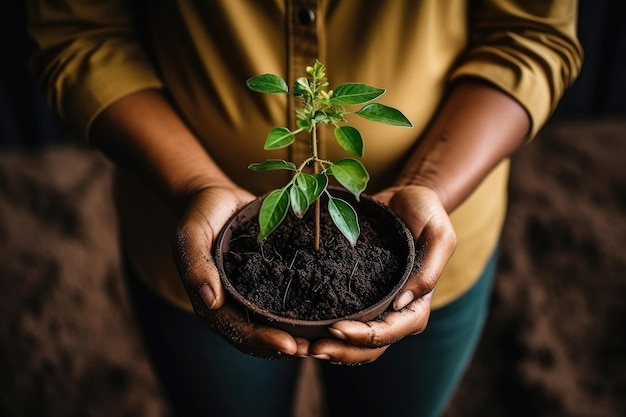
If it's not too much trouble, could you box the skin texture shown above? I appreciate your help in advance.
[91,79,529,364]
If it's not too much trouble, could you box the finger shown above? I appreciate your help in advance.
[389,188,456,310]
[228,338,304,360]
[294,337,311,357]
[173,187,250,308]
[328,291,433,348]
[174,212,224,307]
[195,300,303,357]
[394,219,454,310]
[237,336,310,360]
[310,340,390,365]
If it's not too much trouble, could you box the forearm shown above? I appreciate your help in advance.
[396,80,530,212]
[90,89,236,215]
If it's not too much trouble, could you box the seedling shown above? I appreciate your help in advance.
[247,60,412,250]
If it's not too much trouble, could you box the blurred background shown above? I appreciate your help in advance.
[1,1,624,416]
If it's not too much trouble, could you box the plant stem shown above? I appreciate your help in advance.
[314,197,321,251]
[312,123,321,251]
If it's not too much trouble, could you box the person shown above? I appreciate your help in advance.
[25,1,582,416]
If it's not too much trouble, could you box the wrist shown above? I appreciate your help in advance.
[393,154,452,212]
[171,174,241,216]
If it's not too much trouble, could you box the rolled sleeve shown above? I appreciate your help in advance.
[450,0,583,139]
[26,0,163,140]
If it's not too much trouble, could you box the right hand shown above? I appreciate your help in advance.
[308,185,456,364]
[172,186,309,359]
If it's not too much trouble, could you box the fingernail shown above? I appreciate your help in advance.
[394,290,414,310]
[328,327,346,340]
[199,284,217,309]
[312,354,331,361]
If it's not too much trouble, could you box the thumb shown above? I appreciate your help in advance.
[173,187,252,309]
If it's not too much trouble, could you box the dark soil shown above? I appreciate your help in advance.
[222,202,409,321]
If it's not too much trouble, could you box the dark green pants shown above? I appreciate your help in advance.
[126,251,497,417]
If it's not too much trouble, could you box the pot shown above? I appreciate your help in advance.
[215,187,415,339]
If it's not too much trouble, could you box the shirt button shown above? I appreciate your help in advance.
[297,7,315,25]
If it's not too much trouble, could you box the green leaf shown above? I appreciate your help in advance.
[258,187,290,240]
[311,173,329,201]
[328,158,370,200]
[330,83,385,105]
[264,127,295,150]
[356,103,413,127]
[328,197,360,246]
[246,74,289,94]
[295,173,328,206]
[248,159,297,171]
[334,126,363,157]
[293,77,312,97]
[290,183,309,218]
[296,118,312,131]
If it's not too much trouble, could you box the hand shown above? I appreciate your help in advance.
[173,186,309,359]
[309,185,456,364]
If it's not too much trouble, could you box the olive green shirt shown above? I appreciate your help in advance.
[27,0,582,311]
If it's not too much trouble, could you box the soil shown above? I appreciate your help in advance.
[222,200,412,321]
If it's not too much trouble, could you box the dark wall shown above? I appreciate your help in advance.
[0,1,68,147]
[1,0,624,148]
[554,0,626,118]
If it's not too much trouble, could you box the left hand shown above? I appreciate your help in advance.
[308,185,456,364]
[173,185,310,359]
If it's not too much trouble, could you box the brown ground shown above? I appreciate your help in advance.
[1,119,624,417]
